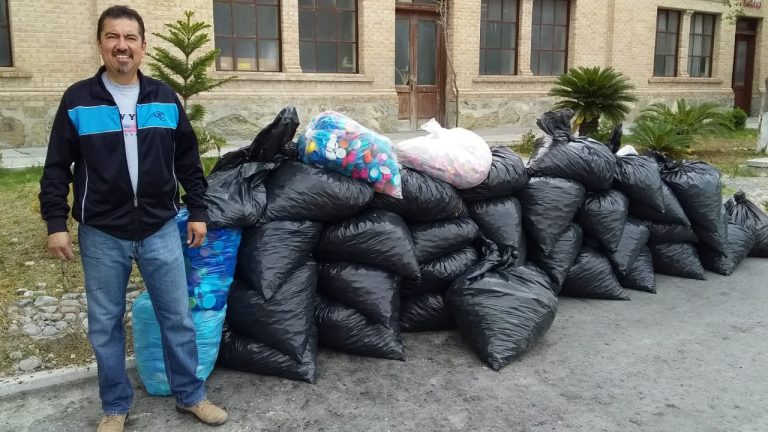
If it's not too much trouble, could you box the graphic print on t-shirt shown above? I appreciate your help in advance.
[120,113,137,136]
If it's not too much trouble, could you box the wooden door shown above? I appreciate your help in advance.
[732,32,756,113]
[395,10,445,129]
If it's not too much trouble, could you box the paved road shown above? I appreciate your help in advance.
[1,258,767,432]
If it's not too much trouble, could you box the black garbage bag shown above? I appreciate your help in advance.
[468,196,524,258]
[523,262,555,293]
[401,246,480,295]
[617,246,656,293]
[515,231,528,267]
[400,293,454,332]
[651,242,705,280]
[218,322,318,383]
[219,261,318,383]
[409,218,480,263]
[448,248,557,371]
[205,162,278,228]
[659,159,727,254]
[561,246,630,300]
[577,190,629,253]
[724,191,768,257]
[371,168,468,221]
[211,106,300,174]
[460,147,529,202]
[237,220,323,301]
[646,222,698,244]
[264,161,374,222]
[529,223,583,292]
[629,182,691,226]
[608,218,651,276]
[699,224,755,276]
[315,261,403,360]
[315,210,419,278]
[527,110,617,191]
[614,155,665,213]
[518,176,586,255]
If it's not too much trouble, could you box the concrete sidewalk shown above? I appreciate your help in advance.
[0,126,530,169]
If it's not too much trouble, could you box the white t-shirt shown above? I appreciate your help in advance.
[102,72,140,193]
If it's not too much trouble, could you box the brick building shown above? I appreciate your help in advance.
[0,0,765,147]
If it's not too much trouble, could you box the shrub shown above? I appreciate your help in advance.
[635,99,732,137]
[623,119,693,159]
[726,107,748,130]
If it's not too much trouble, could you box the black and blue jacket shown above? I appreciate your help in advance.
[39,66,208,240]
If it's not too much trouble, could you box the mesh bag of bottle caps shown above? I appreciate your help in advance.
[297,111,403,198]
[176,208,242,311]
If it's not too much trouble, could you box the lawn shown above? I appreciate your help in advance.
[688,129,762,177]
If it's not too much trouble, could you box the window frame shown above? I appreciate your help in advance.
[687,12,715,78]
[298,0,359,74]
[653,9,680,77]
[479,0,520,75]
[530,0,570,76]
[212,0,282,72]
[0,0,12,67]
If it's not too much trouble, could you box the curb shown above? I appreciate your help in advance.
[0,357,135,398]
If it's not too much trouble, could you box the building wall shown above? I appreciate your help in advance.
[0,0,766,148]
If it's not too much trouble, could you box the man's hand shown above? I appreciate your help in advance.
[48,232,75,261]
[187,222,207,248]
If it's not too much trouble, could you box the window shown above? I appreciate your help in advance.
[688,13,715,78]
[0,0,11,67]
[654,9,680,77]
[480,0,519,75]
[530,0,569,76]
[213,0,281,72]
[299,0,357,73]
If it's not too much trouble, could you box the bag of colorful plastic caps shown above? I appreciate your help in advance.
[132,291,226,396]
[297,111,403,198]
[176,208,242,311]
[395,118,492,189]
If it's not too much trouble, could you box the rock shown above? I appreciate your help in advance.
[15,299,32,307]
[41,326,59,337]
[55,321,68,331]
[6,305,19,315]
[21,316,31,324]
[24,261,35,266]
[78,312,88,321]
[15,288,27,295]
[63,313,77,323]
[35,282,47,289]
[126,290,141,299]
[33,296,58,307]
[22,307,34,317]
[22,291,35,297]
[22,323,41,336]
[38,306,58,314]
[41,313,63,321]
[32,314,41,322]
[18,356,42,372]
[60,306,80,314]
[9,351,23,360]
[127,283,139,293]
[8,324,19,333]
[60,299,81,308]
[62,293,80,300]
[81,318,89,328]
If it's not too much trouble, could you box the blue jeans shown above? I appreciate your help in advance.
[79,219,206,415]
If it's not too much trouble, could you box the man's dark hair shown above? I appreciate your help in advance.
[97,5,145,42]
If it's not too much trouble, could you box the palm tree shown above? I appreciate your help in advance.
[623,119,693,159]
[548,66,637,138]
[634,99,733,137]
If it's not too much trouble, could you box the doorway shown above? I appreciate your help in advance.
[732,19,758,114]
[395,4,445,129]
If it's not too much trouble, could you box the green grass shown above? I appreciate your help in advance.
[688,128,760,177]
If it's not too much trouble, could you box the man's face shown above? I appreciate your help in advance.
[98,17,146,81]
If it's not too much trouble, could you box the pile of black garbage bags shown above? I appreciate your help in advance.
[206,107,768,381]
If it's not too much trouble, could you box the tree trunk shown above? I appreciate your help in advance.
[758,77,768,154]
[578,117,600,138]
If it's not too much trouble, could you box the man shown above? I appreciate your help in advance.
[38,5,227,431]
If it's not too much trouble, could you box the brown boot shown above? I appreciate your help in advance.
[96,413,128,432]
[176,399,228,426]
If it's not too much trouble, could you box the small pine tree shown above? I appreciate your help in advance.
[147,11,235,155]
